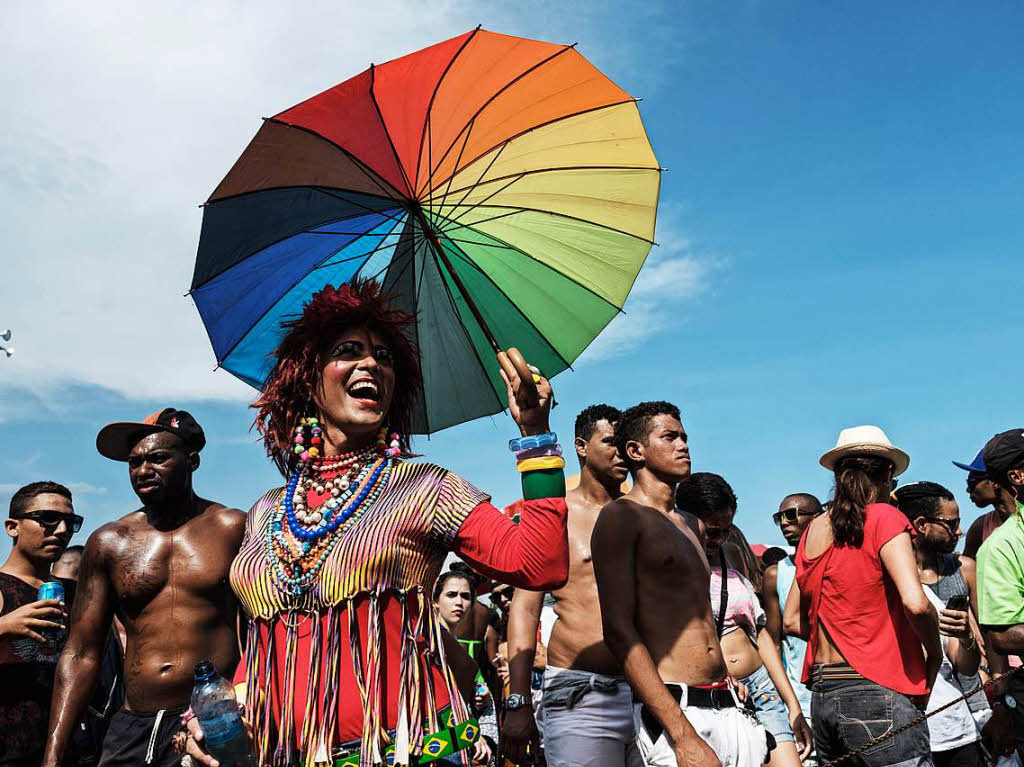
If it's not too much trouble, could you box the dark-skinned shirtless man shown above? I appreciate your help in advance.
[592,401,767,767]
[43,409,246,767]
[503,404,634,767]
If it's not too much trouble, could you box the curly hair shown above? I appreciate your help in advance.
[613,400,681,471]
[574,403,622,441]
[674,472,737,518]
[252,279,422,476]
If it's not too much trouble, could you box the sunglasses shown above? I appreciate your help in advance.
[925,516,961,536]
[11,510,84,533]
[772,507,820,525]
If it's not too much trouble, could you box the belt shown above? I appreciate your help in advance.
[296,717,480,766]
[640,682,736,742]
[809,662,862,685]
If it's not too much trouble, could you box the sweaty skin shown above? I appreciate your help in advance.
[43,432,245,766]
[593,414,727,767]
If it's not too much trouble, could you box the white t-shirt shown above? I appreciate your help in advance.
[923,589,980,752]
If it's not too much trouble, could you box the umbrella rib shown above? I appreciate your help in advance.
[433,115,479,220]
[435,235,575,372]
[428,164,659,201]
[437,137,507,220]
[191,196,403,292]
[315,188,409,226]
[431,211,622,315]
[211,215,406,367]
[260,117,406,202]
[436,171,527,229]
[369,64,415,198]
[418,43,577,197]
[437,203,656,244]
[412,26,481,197]
[427,98,639,198]
[312,224,406,271]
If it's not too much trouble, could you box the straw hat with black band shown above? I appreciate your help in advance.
[819,425,910,476]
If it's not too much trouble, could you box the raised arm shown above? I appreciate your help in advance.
[592,503,720,767]
[42,528,117,767]
[879,532,941,687]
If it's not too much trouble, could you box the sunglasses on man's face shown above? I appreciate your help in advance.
[925,516,961,537]
[11,510,84,534]
[772,507,819,526]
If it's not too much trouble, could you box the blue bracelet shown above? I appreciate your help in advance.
[508,432,558,452]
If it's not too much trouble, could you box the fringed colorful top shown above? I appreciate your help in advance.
[229,460,568,766]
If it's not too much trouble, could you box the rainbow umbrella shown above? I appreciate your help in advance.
[191,28,660,433]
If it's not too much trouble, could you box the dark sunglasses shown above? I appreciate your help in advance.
[11,510,83,533]
[925,516,961,536]
[772,507,820,525]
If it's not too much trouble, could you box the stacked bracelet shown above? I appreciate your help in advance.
[515,444,563,461]
[517,456,567,472]
[509,432,557,452]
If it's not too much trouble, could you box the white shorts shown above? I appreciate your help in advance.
[541,666,642,767]
[633,685,768,767]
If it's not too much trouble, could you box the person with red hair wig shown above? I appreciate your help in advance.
[185,279,569,767]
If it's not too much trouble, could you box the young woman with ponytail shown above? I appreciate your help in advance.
[783,426,942,767]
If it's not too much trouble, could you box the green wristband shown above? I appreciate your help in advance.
[521,468,566,500]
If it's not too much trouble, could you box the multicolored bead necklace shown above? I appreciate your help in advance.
[266,418,402,596]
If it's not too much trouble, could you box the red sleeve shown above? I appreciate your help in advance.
[453,498,568,591]
[868,503,914,554]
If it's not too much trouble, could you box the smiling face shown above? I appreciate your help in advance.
[5,493,75,562]
[434,576,473,630]
[315,326,397,447]
[127,431,195,505]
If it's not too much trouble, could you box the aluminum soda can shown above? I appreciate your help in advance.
[37,581,66,641]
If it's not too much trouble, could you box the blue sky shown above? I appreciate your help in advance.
[2,1,1023,557]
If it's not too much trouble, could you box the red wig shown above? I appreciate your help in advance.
[252,279,422,476]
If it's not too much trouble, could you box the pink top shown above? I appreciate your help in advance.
[709,565,766,646]
[795,503,928,696]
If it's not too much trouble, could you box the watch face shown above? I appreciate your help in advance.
[505,694,527,710]
[1007,694,1018,709]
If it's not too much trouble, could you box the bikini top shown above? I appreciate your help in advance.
[709,564,766,647]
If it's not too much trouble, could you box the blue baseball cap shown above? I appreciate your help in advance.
[952,448,986,473]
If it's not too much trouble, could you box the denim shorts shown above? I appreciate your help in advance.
[741,664,795,743]
[810,665,931,767]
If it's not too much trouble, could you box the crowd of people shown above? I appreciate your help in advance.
[1,279,1022,767]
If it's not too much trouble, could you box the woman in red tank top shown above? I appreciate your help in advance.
[784,426,942,767]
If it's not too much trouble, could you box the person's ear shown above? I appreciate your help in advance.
[1007,467,1024,489]
[188,452,201,472]
[625,439,645,467]
[4,518,18,540]
[574,436,587,463]
[912,515,929,534]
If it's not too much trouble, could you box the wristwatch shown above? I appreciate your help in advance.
[504,693,530,712]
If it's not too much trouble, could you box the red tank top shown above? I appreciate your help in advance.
[795,503,928,695]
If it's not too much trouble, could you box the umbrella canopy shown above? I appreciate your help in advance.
[192,28,661,433]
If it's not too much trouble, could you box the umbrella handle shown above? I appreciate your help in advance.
[497,347,540,409]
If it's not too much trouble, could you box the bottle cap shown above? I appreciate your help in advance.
[194,661,216,681]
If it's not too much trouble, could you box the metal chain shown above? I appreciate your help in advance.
[819,663,1023,767]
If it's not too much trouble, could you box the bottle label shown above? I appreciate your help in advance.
[200,712,244,746]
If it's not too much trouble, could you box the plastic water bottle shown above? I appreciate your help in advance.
[191,661,253,767]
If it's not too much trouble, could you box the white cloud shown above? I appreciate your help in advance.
[0,0,685,402]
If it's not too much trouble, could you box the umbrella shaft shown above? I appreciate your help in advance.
[412,207,501,354]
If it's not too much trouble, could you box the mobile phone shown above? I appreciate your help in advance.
[945,594,969,612]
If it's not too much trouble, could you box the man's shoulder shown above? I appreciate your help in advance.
[979,514,1023,557]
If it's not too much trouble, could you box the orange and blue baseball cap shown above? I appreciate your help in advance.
[96,408,206,461]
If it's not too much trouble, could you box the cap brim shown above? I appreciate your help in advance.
[819,444,910,476]
[96,422,167,461]
[952,460,985,473]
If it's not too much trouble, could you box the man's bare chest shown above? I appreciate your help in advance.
[637,515,709,582]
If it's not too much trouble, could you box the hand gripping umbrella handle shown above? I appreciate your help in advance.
[497,347,540,409]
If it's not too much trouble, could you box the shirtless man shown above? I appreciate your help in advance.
[592,401,767,767]
[503,404,632,767]
[42,409,246,767]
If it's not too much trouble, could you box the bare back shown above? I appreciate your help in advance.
[799,513,845,664]
[599,498,726,685]
[546,486,620,673]
[85,501,245,710]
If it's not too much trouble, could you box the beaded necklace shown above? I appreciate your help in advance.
[266,421,402,596]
